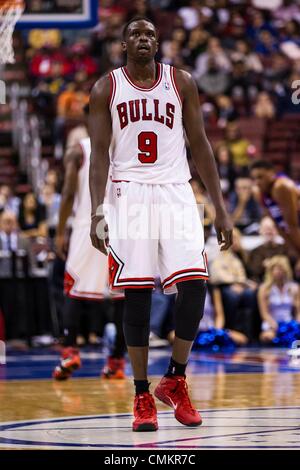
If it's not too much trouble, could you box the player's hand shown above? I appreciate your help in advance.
[90,215,109,255]
[214,210,233,251]
[55,233,68,260]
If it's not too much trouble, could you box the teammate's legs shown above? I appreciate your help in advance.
[102,299,127,379]
[53,297,82,380]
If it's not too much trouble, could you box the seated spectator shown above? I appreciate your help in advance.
[230,39,263,74]
[98,39,124,75]
[258,256,300,343]
[160,39,184,68]
[38,183,61,238]
[0,185,20,216]
[56,81,89,121]
[215,143,236,196]
[228,59,255,112]
[18,191,47,239]
[30,46,72,80]
[194,36,232,79]
[190,178,215,227]
[45,169,60,192]
[184,27,209,68]
[197,286,249,346]
[0,211,31,340]
[223,122,254,173]
[215,95,239,128]
[253,92,275,119]
[55,77,89,149]
[197,57,230,96]
[255,30,279,57]
[209,229,256,341]
[248,216,288,283]
[228,176,262,235]
[70,42,98,77]
[0,210,29,254]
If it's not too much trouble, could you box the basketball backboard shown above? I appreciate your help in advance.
[16,0,98,29]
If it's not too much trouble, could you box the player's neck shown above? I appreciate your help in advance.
[125,59,157,84]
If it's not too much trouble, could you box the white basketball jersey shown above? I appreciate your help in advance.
[72,137,91,228]
[109,63,191,184]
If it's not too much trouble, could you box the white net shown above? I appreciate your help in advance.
[0,2,24,64]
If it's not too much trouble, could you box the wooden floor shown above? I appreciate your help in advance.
[1,349,300,449]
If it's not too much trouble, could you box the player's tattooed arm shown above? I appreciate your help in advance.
[55,144,82,260]
[89,75,111,254]
[176,68,233,251]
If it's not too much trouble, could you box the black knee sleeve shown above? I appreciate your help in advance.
[175,280,207,341]
[123,289,152,347]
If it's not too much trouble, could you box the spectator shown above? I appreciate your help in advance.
[98,39,124,74]
[45,169,60,192]
[0,211,31,340]
[198,286,249,346]
[70,42,98,77]
[194,36,231,79]
[56,80,89,121]
[184,27,209,68]
[228,59,256,113]
[258,255,300,343]
[0,185,20,216]
[223,122,253,173]
[38,183,61,238]
[18,191,47,239]
[215,144,236,196]
[228,176,262,235]
[248,217,288,283]
[215,95,238,128]
[197,57,230,96]
[255,30,279,56]
[253,91,276,119]
[209,229,256,341]
[230,39,263,74]
[190,178,215,227]
[30,46,72,81]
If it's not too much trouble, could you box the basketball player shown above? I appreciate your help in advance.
[250,160,300,256]
[53,132,126,380]
[89,18,233,431]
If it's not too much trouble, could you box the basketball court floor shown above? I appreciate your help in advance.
[1,347,300,450]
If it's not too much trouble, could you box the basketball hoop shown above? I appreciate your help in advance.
[0,0,24,64]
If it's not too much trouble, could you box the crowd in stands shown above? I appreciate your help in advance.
[1,0,300,348]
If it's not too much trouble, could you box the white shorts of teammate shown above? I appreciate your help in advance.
[105,181,209,295]
[64,224,123,301]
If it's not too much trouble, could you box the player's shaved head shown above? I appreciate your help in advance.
[122,16,156,40]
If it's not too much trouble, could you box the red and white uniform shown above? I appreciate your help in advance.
[106,63,209,294]
[64,137,123,300]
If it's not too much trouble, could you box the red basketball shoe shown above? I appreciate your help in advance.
[132,392,158,432]
[53,347,81,380]
[102,357,126,379]
[154,375,202,426]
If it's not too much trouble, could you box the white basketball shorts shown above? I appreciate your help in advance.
[106,180,209,295]
[64,224,124,301]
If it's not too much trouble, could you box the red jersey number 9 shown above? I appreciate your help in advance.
[138,131,157,164]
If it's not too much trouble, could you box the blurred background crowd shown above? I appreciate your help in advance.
[0,0,300,350]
